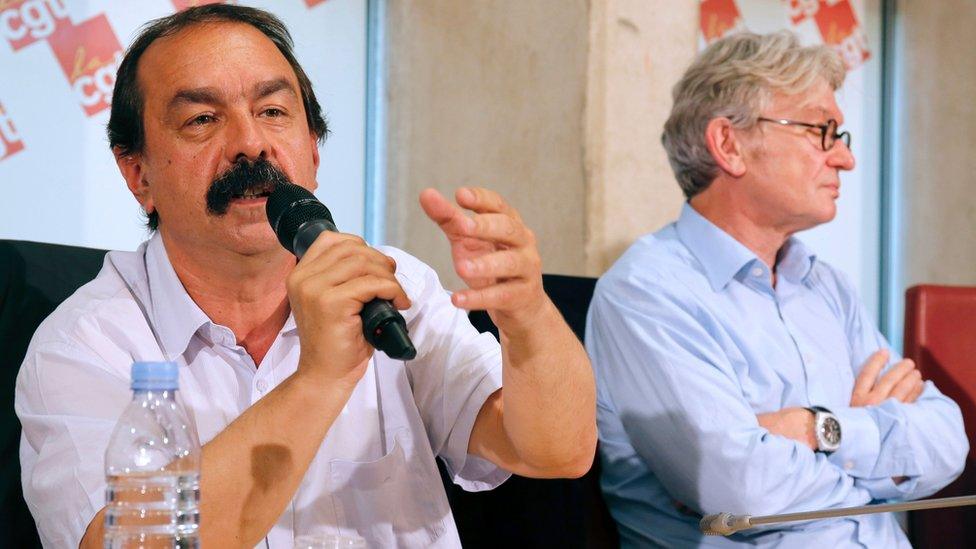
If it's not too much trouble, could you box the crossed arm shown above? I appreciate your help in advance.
[587,286,967,518]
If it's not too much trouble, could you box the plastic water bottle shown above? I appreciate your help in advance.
[104,361,201,548]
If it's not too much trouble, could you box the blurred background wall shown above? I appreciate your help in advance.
[383,0,696,287]
[885,0,976,341]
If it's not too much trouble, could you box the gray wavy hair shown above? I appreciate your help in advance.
[662,31,846,199]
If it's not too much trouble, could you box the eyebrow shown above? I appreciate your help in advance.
[167,87,223,111]
[166,78,299,111]
[798,106,838,122]
[254,78,298,101]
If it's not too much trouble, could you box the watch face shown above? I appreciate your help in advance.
[821,416,842,446]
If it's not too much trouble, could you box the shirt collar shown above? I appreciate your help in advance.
[776,236,818,284]
[675,203,758,291]
[145,234,211,358]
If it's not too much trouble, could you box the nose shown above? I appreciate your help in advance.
[226,112,269,162]
[827,140,855,171]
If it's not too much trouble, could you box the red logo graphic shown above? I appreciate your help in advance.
[0,101,25,161]
[304,0,329,7]
[171,0,225,12]
[785,0,870,70]
[0,0,69,52]
[46,14,122,116]
[700,0,745,44]
[786,0,822,25]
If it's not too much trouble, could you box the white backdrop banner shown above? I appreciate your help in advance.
[0,0,366,251]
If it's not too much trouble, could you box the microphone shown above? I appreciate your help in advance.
[700,494,976,536]
[266,183,417,360]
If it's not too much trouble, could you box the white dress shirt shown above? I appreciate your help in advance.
[16,234,508,548]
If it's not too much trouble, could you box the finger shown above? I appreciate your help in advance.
[296,231,365,264]
[456,187,519,219]
[452,280,531,311]
[873,359,916,398]
[458,249,537,282]
[297,240,396,282]
[907,378,926,403]
[889,368,922,403]
[420,188,474,239]
[852,349,890,395]
[465,213,532,247]
[331,275,411,312]
[316,254,401,289]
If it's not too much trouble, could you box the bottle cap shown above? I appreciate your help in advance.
[131,361,179,391]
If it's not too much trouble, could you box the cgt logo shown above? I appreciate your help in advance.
[46,14,122,116]
[700,0,745,44]
[0,0,68,52]
[784,0,870,70]
[0,102,25,161]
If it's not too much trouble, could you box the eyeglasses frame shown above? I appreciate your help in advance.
[756,117,852,151]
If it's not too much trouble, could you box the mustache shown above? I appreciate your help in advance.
[205,158,292,216]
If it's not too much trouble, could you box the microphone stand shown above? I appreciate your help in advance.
[700,495,976,536]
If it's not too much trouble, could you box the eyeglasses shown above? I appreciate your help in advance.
[756,117,851,151]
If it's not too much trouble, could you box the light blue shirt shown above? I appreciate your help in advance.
[586,204,968,548]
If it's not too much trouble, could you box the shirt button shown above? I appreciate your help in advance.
[844,461,855,471]
[751,267,764,277]
[256,379,269,393]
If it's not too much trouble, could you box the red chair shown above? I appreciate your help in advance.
[904,285,976,548]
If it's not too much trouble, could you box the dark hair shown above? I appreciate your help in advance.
[107,4,329,230]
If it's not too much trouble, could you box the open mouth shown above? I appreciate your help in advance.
[231,182,275,200]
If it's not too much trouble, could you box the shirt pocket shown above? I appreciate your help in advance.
[329,429,447,547]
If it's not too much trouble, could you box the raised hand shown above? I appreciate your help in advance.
[419,187,548,332]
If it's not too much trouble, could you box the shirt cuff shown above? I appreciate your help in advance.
[826,406,881,478]
[855,475,919,501]
[442,360,511,492]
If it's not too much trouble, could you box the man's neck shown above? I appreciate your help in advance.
[160,232,294,365]
[689,190,790,281]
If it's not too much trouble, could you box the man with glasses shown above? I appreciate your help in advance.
[586,31,966,547]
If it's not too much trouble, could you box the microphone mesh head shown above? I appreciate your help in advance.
[266,183,336,253]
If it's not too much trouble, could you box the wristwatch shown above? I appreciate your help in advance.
[806,406,842,453]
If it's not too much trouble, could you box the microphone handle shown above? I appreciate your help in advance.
[292,220,417,361]
[701,494,976,536]
[751,494,976,527]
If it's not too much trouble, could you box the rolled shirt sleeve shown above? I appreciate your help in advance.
[385,247,509,492]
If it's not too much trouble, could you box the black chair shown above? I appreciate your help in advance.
[446,274,618,548]
[0,241,617,547]
[0,240,109,548]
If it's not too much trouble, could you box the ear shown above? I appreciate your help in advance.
[309,131,320,170]
[114,147,155,216]
[704,117,747,178]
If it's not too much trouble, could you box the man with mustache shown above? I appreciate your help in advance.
[15,5,596,547]
[586,32,967,547]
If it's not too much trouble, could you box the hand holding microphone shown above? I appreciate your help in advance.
[266,184,416,389]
